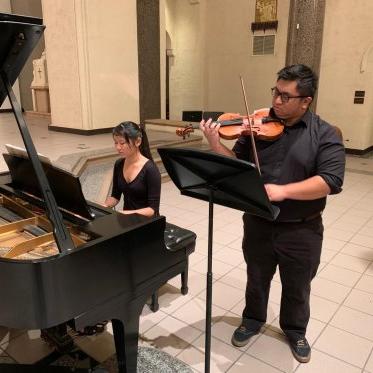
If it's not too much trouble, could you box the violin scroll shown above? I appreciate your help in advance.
[175,123,198,139]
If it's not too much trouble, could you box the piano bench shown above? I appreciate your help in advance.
[150,222,196,312]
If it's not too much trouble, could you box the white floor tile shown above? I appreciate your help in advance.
[227,353,282,372]
[171,296,226,331]
[141,315,202,357]
[365,351,373,372]
[219,267,247,291]
[329,253,371,273]
[246,328,299,373]
[344,289,373,315]
[296,349,361,373]
[310,294,340,323]
[178,334,242,373]
[311,277,351,303]
[317,263,361,287]
[341,243,373,261]
[355,275,373,294]
[197,281,244,312]
[213,247,244,267]
[314,325,373,368]
[330,306,373,341]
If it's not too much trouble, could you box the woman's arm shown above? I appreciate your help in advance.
[103,159,122,207]
[119,207,155,217]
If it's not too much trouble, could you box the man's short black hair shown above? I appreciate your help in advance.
[277,64,318,98]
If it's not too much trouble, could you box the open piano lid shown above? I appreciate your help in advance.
[0,14,95,221]
[0,13,82,252]
[0,13,43,107]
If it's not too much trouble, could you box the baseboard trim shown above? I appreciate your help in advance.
[48,126,113,136]
[345,146,373,156]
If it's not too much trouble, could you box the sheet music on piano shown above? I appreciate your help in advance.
[5,143,51,164]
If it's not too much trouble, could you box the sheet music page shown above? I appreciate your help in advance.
[4,143,51,164]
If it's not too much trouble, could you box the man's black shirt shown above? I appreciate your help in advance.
[232,110,345,221]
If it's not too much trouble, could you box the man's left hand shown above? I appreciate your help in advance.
[264,184,287,201]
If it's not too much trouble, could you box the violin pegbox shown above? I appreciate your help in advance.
[176,124,195,139]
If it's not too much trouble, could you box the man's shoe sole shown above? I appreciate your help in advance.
[231,331,259,347]
[231,336,250,347]
[290,348,311,363]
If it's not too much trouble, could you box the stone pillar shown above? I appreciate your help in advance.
[137,0,161,124]
[41,0,140,133]
[285,0,326,86]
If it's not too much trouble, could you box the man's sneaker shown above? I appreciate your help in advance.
[231,319,264,347]
[287,334,311,363]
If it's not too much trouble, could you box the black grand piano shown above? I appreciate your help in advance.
[0,13,196,372]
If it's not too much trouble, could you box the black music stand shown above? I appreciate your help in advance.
[157,147,279,373]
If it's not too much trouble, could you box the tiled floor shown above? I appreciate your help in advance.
[1,113,373,372]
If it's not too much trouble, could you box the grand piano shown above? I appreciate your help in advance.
[0,13,196,373]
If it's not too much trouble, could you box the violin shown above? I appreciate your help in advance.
[176,108,284,141]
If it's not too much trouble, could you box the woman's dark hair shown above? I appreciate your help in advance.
[277,64,318,98]
[112,121,153,161]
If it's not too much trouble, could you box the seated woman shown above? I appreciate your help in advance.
[78,122,161,336]
[104,121,161,217]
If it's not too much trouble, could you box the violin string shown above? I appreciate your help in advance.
[239,76,261,175]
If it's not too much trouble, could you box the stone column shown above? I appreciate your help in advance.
[137,0,161,125]
[285,0,326,93]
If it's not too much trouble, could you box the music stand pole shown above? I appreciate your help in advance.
[157,147,279,373]
[205,188,214,373]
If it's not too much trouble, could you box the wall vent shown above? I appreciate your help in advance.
[253,35,275,55]
[354,90,365,104]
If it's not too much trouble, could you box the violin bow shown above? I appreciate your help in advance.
[239,76,261,175]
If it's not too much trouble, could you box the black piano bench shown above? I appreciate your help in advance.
[150,222,196,312]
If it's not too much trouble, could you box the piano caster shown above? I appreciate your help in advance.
[77,321,108,336]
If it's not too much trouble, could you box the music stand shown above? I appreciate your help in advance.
[157,147,279,373]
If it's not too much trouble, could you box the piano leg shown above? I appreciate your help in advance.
[112,317,140,373]
[150,291,160,312]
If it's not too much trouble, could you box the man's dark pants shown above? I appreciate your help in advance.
[241,213,323,336]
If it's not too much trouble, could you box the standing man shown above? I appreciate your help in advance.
[200,64,345,363]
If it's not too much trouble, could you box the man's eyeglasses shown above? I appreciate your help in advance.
[271,87,308,103]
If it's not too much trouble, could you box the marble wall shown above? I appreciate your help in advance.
[317,0,373,151]
[42,0,140,131]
